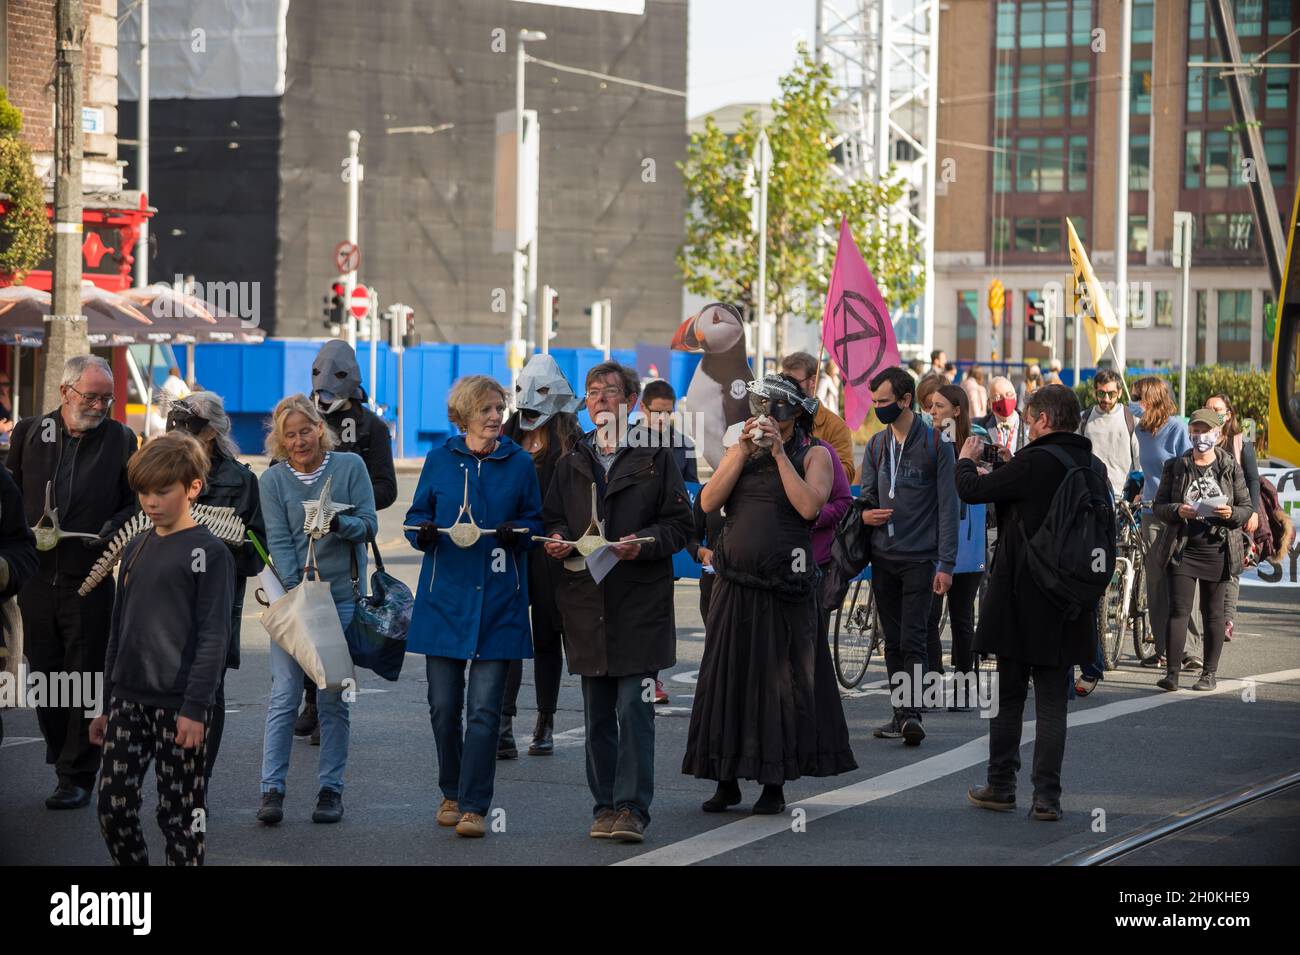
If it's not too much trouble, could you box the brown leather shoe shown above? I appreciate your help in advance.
[589,808,619,839]
[610,808,645,843]
[436,798,461,827]
[455,812,486,838]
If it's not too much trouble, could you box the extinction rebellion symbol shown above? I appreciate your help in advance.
[831,289,889,386]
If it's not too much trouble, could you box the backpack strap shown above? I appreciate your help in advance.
[1027,442,1078,473]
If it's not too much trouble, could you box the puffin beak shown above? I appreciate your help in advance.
[670,313,700,352]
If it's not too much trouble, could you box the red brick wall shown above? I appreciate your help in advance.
[5,0,110,153]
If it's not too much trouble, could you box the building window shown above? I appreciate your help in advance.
[1071,215,1088,246]
[1188,67,1203,113]
[1265,51,1290,109]
[1208,73,1231,112]
[1070,60,1090,116]
[994,137,1012,193]
[1205,130,1232,188]
[1236,0,1263,37]
[1185,130,1203,188]
[1128,216,1149,254]
[1217,290,1252,365]
[1196,291,1207,365]
[1044,0,1069,46]
[1203,213,1254,251]
[1043,62,1066,117]
[1263,292,1275,372]
[1129,135,1149,190]
[1039,135,1064,190]
[1189,2,1206,41]
[993,217,1011,253]
[1072,2,1091,45]
[1068,135,1088,191]
[997,2,1017,49]
[1014,217,1063,254]
[1263,127,1288,186]
[957,291,978,362]
[1267,0,1291,33]
[1132,0,1154,43]
[1157,291,1176,333]
[996,63,1014,119]
[1017,136,1040,191]
[1021,2,1045,48]
[1019,64,1042,118]
[1131,60,1152,115]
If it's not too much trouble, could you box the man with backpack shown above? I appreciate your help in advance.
[956,384,1114,821]
[859,367,959,747]
[1079,369,1140,501]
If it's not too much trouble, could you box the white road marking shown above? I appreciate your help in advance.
[0,736,43,749]
[551,726,587,749]
[618,668,1300,867]
[671,670,699,685]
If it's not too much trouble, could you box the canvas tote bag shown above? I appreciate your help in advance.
[261,537,355,691]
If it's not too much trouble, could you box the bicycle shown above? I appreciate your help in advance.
[1098,499,1153,668]
[832,577,881,689]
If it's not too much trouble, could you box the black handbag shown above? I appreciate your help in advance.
[822,496,874,609]
[344,535,412,682]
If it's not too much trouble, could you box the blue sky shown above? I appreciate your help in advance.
[687,0,816,117]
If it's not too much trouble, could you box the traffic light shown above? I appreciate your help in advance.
[401,307,419,347]
[322,282,345,332]
[1026,293,1046,342]
[544,286,559,341]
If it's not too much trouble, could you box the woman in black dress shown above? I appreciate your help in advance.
[682,374,857,814]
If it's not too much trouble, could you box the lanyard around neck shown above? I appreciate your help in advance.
[888,430,906,500]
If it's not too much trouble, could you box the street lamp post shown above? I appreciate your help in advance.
[512,29,547,397]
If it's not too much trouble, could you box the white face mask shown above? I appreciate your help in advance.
[314,392,347,415]
[515,354,582,431]
[1191,430,1219,453]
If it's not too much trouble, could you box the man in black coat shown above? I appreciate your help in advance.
[543,361,692,844]
[954,384,1107,821]
[0,464,40,748]
[297,340,399,740]
[6,355,138,809]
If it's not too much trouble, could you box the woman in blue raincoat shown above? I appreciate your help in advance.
[405,375,543,839]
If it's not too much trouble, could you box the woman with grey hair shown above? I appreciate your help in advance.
[164,390,266,790]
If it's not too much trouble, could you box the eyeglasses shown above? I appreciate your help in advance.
[68,383,114,407]
[585,386,625,399]
[1095,389,1120,398]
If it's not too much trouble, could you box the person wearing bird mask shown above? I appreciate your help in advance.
[682,374,856,816]
[295,341,397,743]
[497,355,584,758]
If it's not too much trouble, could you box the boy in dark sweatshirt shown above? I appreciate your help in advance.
[89,431,235,866]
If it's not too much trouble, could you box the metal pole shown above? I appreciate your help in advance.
[541,284,552,356]
[396,349,405,460]
[1113,0,1132,371]
[1072,310,1081,388]
[46,0,88,416]
[602,298,612,360]
[136,0,149,287]
[12,345,20,420]
[345,130,360,348]
[755,129,770,375]
[511,36,527,396]
[186,343,195,386]
[1179,218,1192,418]
[369,287,379,412]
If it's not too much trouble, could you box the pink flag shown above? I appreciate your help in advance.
[821,218,902,430]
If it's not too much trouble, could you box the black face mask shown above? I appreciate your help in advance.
[166,406,209,436]
[875,401,905,425]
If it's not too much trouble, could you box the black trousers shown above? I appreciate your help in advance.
[204,599,245,787]
[503,587,566,718]
[1168,572,1227,673]
[987,658,1070,806]
[97,698,207,866]
[871,558,934,720]
[20,576,116,789]
[926,571,982,677]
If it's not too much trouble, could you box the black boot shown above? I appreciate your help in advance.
[1156,666,1180,692]
[497,716,518,760]
[1192,669,1217,691]
[528,713,554,756]
[753,784,785,815]
[702,779,741,813]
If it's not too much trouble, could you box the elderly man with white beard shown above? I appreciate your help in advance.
[6,355,138,810]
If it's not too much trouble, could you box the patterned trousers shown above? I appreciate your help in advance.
[97,698,207,866]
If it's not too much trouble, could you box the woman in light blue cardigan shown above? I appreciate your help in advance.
[257,394,377,826]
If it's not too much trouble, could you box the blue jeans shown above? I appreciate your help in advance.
[582,673,656,825]
[261,600,354,795]
[426,656,511,816]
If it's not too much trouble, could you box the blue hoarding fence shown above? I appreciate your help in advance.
[193,341,701,459]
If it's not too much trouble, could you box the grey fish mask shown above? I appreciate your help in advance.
[515,354,581,431]
[311,340,361,414]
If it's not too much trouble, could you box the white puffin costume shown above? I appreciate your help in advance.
[670,302,753,469]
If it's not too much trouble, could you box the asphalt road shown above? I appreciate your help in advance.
[3,471,1298,866]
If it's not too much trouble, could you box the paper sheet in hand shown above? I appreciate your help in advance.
[585,543,620,585]
[1194,495,1228,518]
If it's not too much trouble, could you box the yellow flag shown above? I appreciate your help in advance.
[1066,217,1121,365]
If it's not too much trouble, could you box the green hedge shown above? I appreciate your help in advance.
[1073,366,1271,451]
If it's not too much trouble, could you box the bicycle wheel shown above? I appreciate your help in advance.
[1098,568,1127,670]
[1129,562,1157,663]
[833,579,874,689]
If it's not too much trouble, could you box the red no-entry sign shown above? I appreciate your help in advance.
[350,285,369,318]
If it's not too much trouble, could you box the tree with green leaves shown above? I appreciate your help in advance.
[0,86,52,280]
[678,46,923,355]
